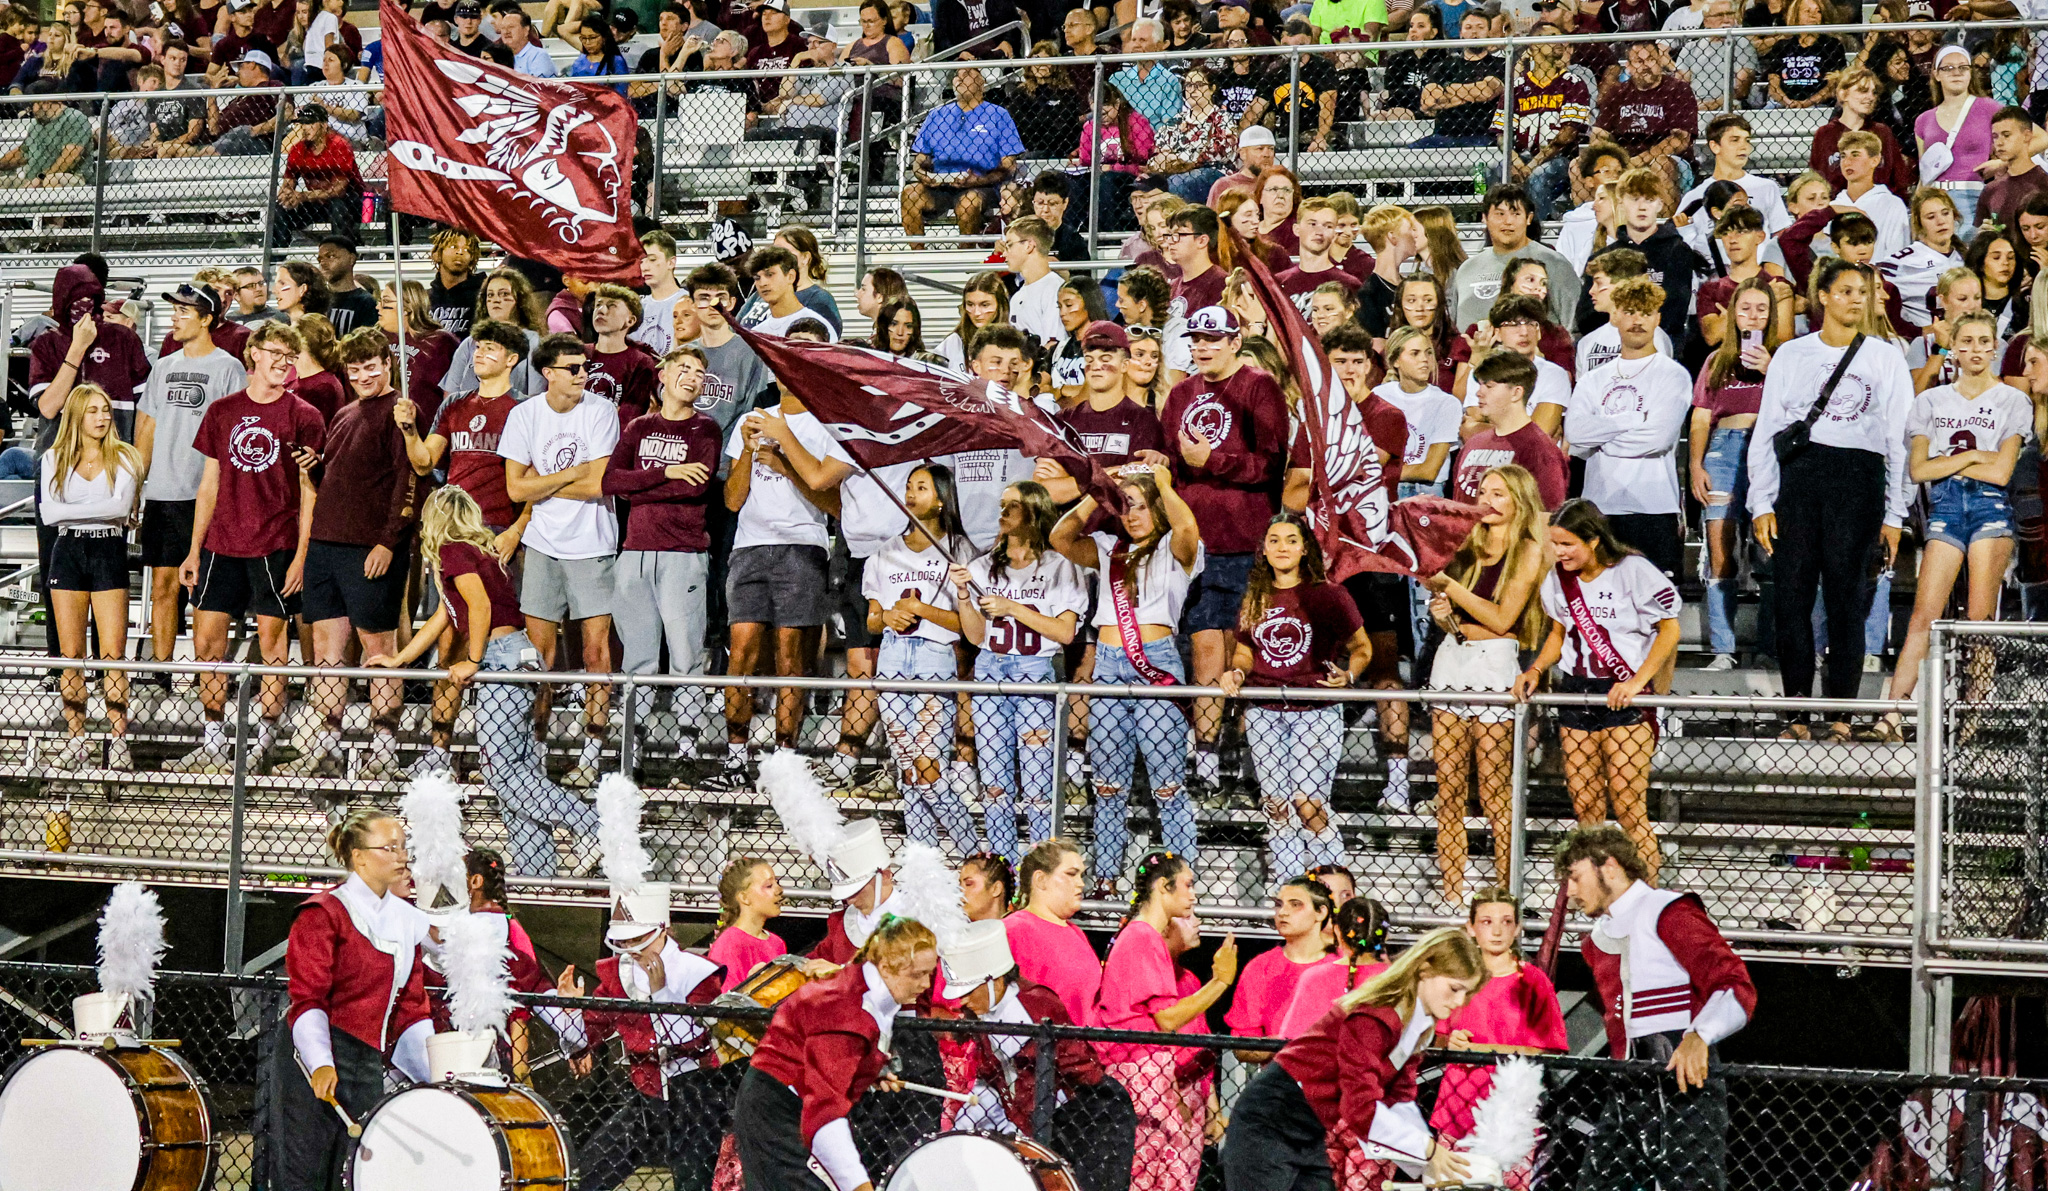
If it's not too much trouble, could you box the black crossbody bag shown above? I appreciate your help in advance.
[1772,333,1864,465]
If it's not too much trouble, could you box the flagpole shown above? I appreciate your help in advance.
[797,421,986,600]
[389,206,410,408]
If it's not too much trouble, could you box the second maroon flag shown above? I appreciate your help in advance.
[378,0,643,284]
[731,326,1127,513]
[1228,230,1479,580]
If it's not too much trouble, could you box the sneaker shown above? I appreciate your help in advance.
[697,760,754,793]
[1703,653,1737,672]
[277,749,344,779]
[1863,653,1882,673]
[408,747,454,779]
[106,738,131,771]
[1187,772,1229,810]
[562,763,600,789]
[1378,781,1413,814]
[352,753,406,783]
[49,736,91,771]
[163,742,232,774]
[564,835,605,877]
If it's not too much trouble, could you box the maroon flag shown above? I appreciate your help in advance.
[379,0,643,284]
[1229,231,1479,581]
[731,326,1127,512]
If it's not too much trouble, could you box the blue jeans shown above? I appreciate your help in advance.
[1925,477,2014,551]
[1525,154,1573,222]
[878,632,978,855]
[1246,705,1347,883]
[1167,166,1226,205]
[1701,426,1751,656]
[477,630,601,876]
[0,447,34,480]
[974,650,1058,863]
[1399,480,1442,649]
[1408,133,1495,149]
[1091,636,1196,876]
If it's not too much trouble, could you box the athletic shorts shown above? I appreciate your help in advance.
[48,529,129,592]
[194,547,298,620]
[833,543,877,650]
[1180,550,1255,635]
[139,499,195,568]
[521,549,616,623]
[301,540,408,633]
[727,543,831,628]
[1342,570,1407,637]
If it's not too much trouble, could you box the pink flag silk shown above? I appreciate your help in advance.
[1227,229,1482,581]
[729,325,1130,515]
[379,0,644,284]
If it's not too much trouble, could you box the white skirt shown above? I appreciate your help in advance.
[1427,636,1520,724]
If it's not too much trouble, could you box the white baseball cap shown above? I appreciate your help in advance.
[1238,126,1276,148]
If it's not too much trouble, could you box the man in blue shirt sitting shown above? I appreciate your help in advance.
[900,66,1026,243]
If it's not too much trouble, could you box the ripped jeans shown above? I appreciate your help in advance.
[974,650,1059,863]
[1246,704,1348,882]
[878,631,980,855]
[1090,635,1197,877]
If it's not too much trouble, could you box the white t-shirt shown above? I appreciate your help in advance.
[1677,172,1791,259]
[1537,555,1682,678]
[863,535,967,645]
[839,461,916,558]
[1575,323,1675,377]
[1373,381,1463,483]
[724,408,852,549]
[966,550,1089,655]
[1908,382,2035,462]
[1835,186,1911,260]
[1159,314,1194,378]
[630,291,686,356]
[1462,355,1572,414]
[1010,272,1066,348]
[752,308,840,341]
[497,392,619,560]
[1086,529,1204,631]
[1564,354,1694,516]
[1878,241,1965,331]
[943,448,1039,550]
[1556,201,1600,275]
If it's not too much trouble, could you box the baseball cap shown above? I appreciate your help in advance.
[1131,173,1168,194]
[1904,0,1935,16]
[453,0,482,12]
[760,0,791,12]
[1239,125,1275,148]
[233,48,275,70]
[1217,0,1250,8]
[294,102,328,124]
[162,283,222,320]
[226,0,253,10]
[1081,320,1129,351]
[1186,306,1240,338]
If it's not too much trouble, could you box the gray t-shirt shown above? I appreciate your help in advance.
[690,333,774,440]
[138,346,247,502]
[1450,242,1582,329]
[227,304,287,326]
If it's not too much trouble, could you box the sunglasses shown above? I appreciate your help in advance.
[548,362,589,374]
[1126,325,1165,340]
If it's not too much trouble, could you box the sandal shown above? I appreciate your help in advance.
[1822,721,1854,744]
[1853,714,1904,744]
[1778,722,1813,741]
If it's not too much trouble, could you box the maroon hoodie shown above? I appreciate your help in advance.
[29,264,152,446]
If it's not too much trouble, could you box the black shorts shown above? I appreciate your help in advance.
[1341,570,1407,637]
[139,499,195,568]
[833,545,876,651]
[1181,550,1255,635]
[1555,672,1654,733]
[1607,512,1684,581]
[301,540,407,632]
[47,530,130,592]
[194,547,298,621]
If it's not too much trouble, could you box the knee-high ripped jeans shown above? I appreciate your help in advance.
[1090,635,1196,877]
[1246,704,1347,882]
[879,631,980,854]
[974,649,1058,863]
[477,630,601,875]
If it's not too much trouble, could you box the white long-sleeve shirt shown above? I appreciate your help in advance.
[38,452,137,530]
[1834,185,1912,260]
[1564,354,1693,516]
[1746,332,1916,527]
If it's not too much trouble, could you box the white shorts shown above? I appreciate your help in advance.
[1427,636,1520,724]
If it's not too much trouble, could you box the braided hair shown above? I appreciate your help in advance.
[1281,875,1337,952]
[1335,895,1392,982]
[962,852,1016,913]
[465,848,508,910]
[1129,848,1191,916]
[716,856,771,929]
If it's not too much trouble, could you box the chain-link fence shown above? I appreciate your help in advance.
[0,959,2038,1191]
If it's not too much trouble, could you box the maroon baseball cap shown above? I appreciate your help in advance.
[1081,320,1129,351]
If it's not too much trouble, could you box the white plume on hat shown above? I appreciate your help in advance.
[761,750,849,869]
[441,911,514,1037]
[401,771,470,914]
[1461,1056,1546,1179]
[595,774,651,893]
[96,882,167,1004]
[890,841,970,950]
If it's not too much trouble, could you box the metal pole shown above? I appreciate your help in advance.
[258,90,291,279]
[854,71,874,285]
[1049,689,1068,842]
[1910,625,1938,1073]
[1087,60,1104,258]
[90,94,109,254]
[619,676,638,777]
[390,206,410,408]
[222,666,255,973]
[1722,29,1737,114]
[1286,48,1301,176]
[652,72,670,223]
[1507,700,1530,899]
[1498,39,1516,186]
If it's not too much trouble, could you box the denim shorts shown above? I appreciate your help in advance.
[1700,426,1751,524]
[1181,550,1255,635]
[1926,477,2014,551]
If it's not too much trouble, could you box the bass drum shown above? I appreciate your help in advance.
[883,1130,1083,1191]
[0,1043,216,1191]
[346,1081,573,1191]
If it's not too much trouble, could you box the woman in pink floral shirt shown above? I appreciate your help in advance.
[1077,83,1158,232]
[1154,68,1240,204]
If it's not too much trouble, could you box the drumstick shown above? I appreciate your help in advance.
[293,1052,364,1139]
[894,1080,974,1104]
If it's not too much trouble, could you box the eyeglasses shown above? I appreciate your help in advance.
[1155,231,1187,243]
[547,362,589,374]
[360,842,409,857]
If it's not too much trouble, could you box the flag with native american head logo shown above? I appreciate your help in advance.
[379,0,642,283]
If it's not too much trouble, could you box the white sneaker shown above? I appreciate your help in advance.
[562,763,600,789]
[163,742,232,774]
[1379,780,1412,813]
[106,738,131,771]
[49,736,91,771]
[1864,654,1882,673]
[408,747,454,779]
[1703,653,1737,672]
[564,835,605,876]
[352,753,406,783]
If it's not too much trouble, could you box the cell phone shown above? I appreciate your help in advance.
[1740,328,1763,355]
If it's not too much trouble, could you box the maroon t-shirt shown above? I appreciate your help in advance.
[1691,366,1764,428]
[746,32,799,104]
[1169,265,1228,322]
[601,411,723,553]
[1595,75,1697,156]
[395,330,457,428]
[29,319,151,436]
[158,319,249,362]
[434,391,522,529]
[2002,332,2034,379]
[437,540,523,640]
[289,370,346,424]
[1236,581,1364,699]
[1693,276,1737,324]
[1162,364,1291,554]
[1057,396,1166,470]
[250,0,295,49]
[1290,390,1408,512]
[1274,265,1360,318]
[586,343,661,426]
[192,389,326,558]
[1453,421,1567,509]
[1336,246,1376,280]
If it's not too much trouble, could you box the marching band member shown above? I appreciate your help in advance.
[708,854,795,991]
[277,807,434,1191]
[959,852,1015,921]
[735,916,940,1191]
[1275,895,1395,1037]
[808,819,907,966]
[1004,840,1102,1029]
[1227,876,1337,1063]
[1430,888,1567,1151]
[418,847,553,1077]
[1561,825,1757,1191]
[541,882,730,1191]
[1222,927,1486,1191]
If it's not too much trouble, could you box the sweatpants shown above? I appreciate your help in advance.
[1769,444,1887,706]
[613,549,711,723]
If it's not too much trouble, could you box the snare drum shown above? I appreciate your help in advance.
[884,1130,1083,1191]
[346,1081,573,1191]
[710,955,812,1063]
[0,1042,216,1191]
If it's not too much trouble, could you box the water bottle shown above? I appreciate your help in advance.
[1848,811,1872,872]
[1472,165,1487,198]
